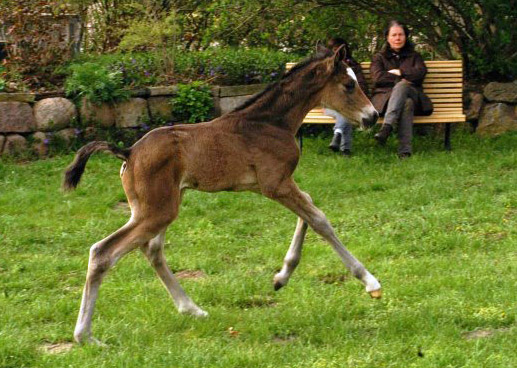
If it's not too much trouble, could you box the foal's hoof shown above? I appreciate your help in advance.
[369,289,382,299]
[179,305,209,318]
[273,281,284,291]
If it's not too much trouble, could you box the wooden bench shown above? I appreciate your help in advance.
[285,60,466,150]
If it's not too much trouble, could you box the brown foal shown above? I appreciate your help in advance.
[64,49,381,344]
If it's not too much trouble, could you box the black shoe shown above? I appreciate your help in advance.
[328,133,342,152]
[398,152,411,159]
[374,124,393,145]
[341,149,352,157]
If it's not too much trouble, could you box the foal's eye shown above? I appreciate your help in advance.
[343,80,355,93]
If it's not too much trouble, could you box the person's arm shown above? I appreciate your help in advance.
[370,53,398,87]
[399,53,427,85]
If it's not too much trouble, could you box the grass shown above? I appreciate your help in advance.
[0,129,516,367]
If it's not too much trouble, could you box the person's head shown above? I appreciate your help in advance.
[384,20,410,52]
[327,37,351,59]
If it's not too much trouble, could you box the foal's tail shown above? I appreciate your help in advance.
[63,141,130,191]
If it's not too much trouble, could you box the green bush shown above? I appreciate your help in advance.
[64,62,130,104]
[173,48,299,85]
[171,82,214,123]
[0,66,6,92]
[65,48,301,89]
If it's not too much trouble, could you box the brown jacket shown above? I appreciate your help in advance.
[370,45,433,116]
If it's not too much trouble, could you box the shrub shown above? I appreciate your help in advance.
[64,62,130,104]
[64,48,301,89]
[173,48,298,85]
[0,72,5,92]
[171,82,214,123]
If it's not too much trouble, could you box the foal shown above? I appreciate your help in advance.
[64,50,381,344]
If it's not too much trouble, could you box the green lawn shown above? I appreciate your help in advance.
[0,130,516,367]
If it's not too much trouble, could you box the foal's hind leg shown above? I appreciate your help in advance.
[270,179,382,297]
[141,231,208,317]
[74,219,160,344]
[273,207,309,290]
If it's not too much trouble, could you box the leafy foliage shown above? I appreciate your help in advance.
[64,48,299,88]
[64,62,130,104]
[171,82,214,123]
[0,0,79,90]
[173,48,297,85]
[0,0,514,90]
[0,66,6,92]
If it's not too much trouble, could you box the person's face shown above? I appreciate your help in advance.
[387,25,406,52]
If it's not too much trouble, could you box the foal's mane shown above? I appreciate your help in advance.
[232,53,329,113]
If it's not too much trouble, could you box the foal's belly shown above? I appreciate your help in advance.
[180,161,258,192]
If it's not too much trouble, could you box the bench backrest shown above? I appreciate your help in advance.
[360,60,464,116]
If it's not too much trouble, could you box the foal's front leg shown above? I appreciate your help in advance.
[271,179,382,297]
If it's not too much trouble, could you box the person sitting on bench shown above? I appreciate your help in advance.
[370,20,433,158]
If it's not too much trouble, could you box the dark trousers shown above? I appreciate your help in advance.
[383,81,418,154]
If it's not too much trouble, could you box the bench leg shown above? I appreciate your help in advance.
[444,123,452,151]
[297,130,303,153]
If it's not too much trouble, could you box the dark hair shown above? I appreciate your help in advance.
[384,20,411,39]
[327,37,352,59]
[383,20,414,53]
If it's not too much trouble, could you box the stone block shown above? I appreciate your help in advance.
[80,98,116,127]
[148,97,173,122]
[31,132,49,157]
[3,134,28,155]
[34,97,78,131]
[114,98,149,128]
[148,86,178,96]
[0,102,36,133]
[0,93,36,103]
[477,102,517,136]
[465,92,484,121]
[217,95,253,115]
[484,82,517,103]
[218,84,267,97]
[56,128,79,144]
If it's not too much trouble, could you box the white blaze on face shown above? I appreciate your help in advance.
[346,67,357,81]
[345,67,378,129]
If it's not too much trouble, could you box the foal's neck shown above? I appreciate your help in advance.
[236,76,325,134]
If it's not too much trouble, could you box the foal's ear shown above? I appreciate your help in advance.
[315,40,331,57]
[333,45,347,66]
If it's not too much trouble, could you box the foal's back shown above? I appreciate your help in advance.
[127,115,297,194]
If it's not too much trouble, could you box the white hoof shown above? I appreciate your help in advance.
[363,272,381,293]
[179,305,208,318]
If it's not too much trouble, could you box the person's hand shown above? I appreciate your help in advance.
[388,69,401,76]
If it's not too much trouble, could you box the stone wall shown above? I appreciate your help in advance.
[466,81,517,136]
[1,80,515,156]
[0,84,267,156]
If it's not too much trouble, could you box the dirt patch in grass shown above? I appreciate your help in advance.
[462,327,511,340]
[318,273,349,284]
[175,270,207,279]
[40,342,74,354]
[272,333,298,344]
[235,295,277,309]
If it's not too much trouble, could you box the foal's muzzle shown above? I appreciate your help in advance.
[362,110,379,130]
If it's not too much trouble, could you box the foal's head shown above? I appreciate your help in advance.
[316,49,378,129]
